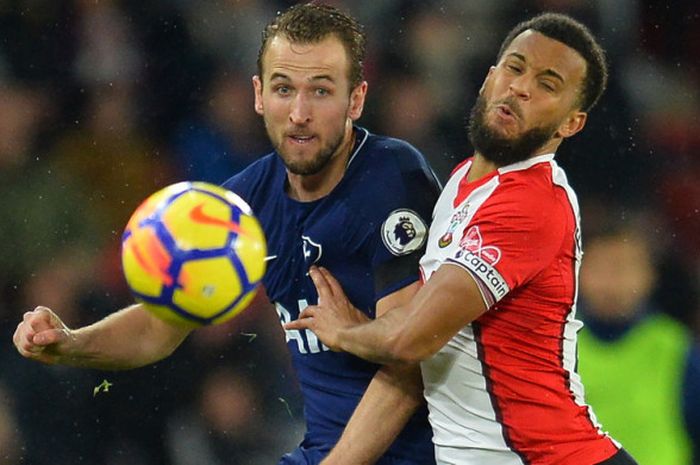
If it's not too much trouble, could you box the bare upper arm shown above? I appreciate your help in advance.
[129,304,192,358]
[390,264,487,362]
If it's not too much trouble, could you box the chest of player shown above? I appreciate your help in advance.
[421,172,500,278]
[259,195,376,318]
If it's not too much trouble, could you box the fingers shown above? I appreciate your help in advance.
[26,309,54,334]
[33,328,69,346]
[298,305,316,319]
[308,266,333,303]
[13,307,67,359]
[283,320,307,330]
[283,306,316,331]
[13,321,34,356]
[13,322,45,357]
[284,317,312,331]
[317,267,347,302]
[313,267,367,323]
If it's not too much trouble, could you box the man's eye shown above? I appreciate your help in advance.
[315,88,329,96]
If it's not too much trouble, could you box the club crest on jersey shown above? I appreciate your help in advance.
[455,225,501,265]
[302,235,322,265]
[381,209,427,256]
[438,203,470,248]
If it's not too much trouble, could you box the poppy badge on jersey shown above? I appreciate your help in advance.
[381,209,428,256]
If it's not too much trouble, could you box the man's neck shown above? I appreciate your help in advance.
[467,153,499,182]
[469,141,560,182]
[287,126,356,202]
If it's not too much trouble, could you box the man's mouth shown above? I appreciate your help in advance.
[496,104,517,119]
[287,134,316,144]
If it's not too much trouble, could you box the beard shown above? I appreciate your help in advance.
[268,122,347,176]
[468,94,558,166]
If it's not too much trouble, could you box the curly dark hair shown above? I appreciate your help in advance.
[497,12,608,112]
[257,2,366,90]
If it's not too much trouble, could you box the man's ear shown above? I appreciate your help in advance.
[556,111,587,139]
[253,75,264,115]
[478,66,496,95]
[348,81,368,121]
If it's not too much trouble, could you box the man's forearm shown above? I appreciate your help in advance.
[337,307,409,365]
[336,266,487,365]
[64,304,191,370]
[322,363,425,465]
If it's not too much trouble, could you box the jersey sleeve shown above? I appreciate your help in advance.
[446,181,568,308]
[366,144,441,301]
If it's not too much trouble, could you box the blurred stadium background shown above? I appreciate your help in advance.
[0,0,698,464]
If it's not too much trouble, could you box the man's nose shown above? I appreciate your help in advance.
[289,94,312,124]
[508,76,531,101]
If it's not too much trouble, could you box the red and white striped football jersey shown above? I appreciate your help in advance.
[419,154,620,465]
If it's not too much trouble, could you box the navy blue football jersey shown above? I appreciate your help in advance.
[223,127,440,464]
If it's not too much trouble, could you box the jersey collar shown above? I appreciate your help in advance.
[346,126,370,169]
[498,153,556,174]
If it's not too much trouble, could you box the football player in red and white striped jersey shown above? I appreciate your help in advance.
[288,12,638,465]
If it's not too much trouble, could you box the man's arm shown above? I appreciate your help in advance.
[322,282,426,465]
[287,264,487,364]
[13,304,192,370]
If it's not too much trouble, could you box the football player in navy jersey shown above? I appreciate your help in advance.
[13,3,440,465]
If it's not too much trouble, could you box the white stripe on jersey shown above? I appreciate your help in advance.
[423,327,527,464]
[549,160,618,446]
[550,160,585,398]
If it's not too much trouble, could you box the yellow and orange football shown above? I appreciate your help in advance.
[121,182,267,327]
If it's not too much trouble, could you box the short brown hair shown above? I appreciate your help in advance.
[257,2,366,90]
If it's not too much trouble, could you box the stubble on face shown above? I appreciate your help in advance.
[255,34,359,179]
[467,94,558,166]
[267,116,349,176]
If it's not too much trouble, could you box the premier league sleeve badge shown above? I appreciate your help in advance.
[381,209,428,256]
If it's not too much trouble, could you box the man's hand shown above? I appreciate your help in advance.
[13,306,75,364]
[284,266,368,351]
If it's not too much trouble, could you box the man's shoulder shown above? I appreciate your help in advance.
[222,151,278,197]
[361,130,432,173]
[353,130,441,199]
[494,157,570,207]
[462,159,574,236]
